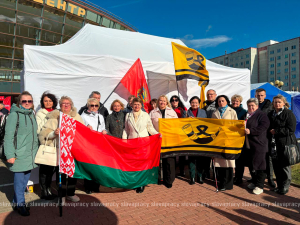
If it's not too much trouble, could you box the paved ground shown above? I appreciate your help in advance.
[0,159,300,225]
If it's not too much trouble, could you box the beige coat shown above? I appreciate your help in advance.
[39,107,83,146]
[149,107,178,132]
[36,108,49,134]
[122,111,158,139]
[211,107,238,168]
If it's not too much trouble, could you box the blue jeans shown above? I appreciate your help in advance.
[13,170,31,207]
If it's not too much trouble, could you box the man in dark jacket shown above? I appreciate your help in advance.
[78,91,109,121]
[0,103,9,115]
[203,89,217,118]
[255,88,275,187]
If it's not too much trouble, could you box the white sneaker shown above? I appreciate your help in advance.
[247,183,255,190]
[253,187,263,195]
[67,195,80,202]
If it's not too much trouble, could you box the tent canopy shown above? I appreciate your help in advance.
[250,82,291,108]
[23,24,250,110]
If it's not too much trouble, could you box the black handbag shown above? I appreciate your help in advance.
[283,136,300,166]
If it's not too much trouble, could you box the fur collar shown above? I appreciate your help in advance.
[46,107,78,119]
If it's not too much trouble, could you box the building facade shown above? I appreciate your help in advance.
[0,0,137,98]
[210,38,300,91]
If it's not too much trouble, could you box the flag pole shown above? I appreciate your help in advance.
[212,158,218,193]
[59,173,62,217]
[101,81,121,108]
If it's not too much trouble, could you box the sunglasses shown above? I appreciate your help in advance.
[171,99,179,102]
[90,104,99,107]
[21,100,33,104]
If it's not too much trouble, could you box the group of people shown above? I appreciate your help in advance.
[2,88,297,217]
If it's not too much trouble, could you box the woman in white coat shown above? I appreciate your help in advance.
[212,95,238,191]
[122,97,158,193]
[35,92,58,200]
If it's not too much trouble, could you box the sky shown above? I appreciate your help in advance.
[92,0,300,59]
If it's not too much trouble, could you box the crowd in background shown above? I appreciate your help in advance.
[0,88,297,217]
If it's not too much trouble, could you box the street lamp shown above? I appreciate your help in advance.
[270,80,283,89]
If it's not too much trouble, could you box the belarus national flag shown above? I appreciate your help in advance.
[59,113,161,189]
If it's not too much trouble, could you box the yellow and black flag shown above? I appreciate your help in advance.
[172,42,209,108]
[159,118,245,160]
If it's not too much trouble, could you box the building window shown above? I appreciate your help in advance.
[230,58,233,62]
[241,56,243,59]
[285,47,288,51]
[292,60,296,64]
[285,68,289,73]
[285,82,288,86]
[277,69,281,74]
[285,75,289,80]
[277,49,281,53]
[246,54,249,58]
[270,71,274,75]
[292,82,295,86]
[292,74,296,79]
[270,77,274,82]
[270,64,274,68]
[235,63,238,67]
[292,52,296,57]
[235,57,238,60]
[278,76,281,80]
[292,45,296,50]
[230,64,233,67]
[270,50,274,54]
[270,57,275,61]
[292,67,296,72]
[285,61,289,66]
[277,56,281,60]
[246,61,249,65]
[277,63,281,67]
[285,54,288,58]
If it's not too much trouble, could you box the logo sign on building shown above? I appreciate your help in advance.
[0,96,4,101]
[33,0,86,17]
[0,96,11,112]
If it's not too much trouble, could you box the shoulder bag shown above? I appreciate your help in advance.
[34,134,58,166]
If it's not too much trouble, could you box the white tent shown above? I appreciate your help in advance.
[23,24,250,110]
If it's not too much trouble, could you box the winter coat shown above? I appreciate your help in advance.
[203,100,216,118]
[39,107,83,147]
[36,108,50,134]
[231,104,247,120]
[267,108,297,156]
[211,107,237,168]
[0,108,9,115]
[187,108,207,118]
[81,110,105,132]
[105,111,125,138]
[122,111,158,139]
[244,109,270,170]
[4,104,39,172]
[78,103,109,121]
[149,107,178,132]
[173,107,187,118]
[259,99,272,114]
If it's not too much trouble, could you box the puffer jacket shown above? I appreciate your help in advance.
[4,104,38,172]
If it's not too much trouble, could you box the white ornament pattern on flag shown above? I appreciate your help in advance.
[59,113,76,177]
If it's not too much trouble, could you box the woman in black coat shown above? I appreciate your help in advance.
[244,98,270,195]
[268,95,297,195]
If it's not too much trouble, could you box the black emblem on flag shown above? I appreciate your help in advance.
[182,124,221,144]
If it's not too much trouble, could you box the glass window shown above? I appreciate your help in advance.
[277,63,281,67]
[40,30,61,44]
[285,68,288,73]
[292,82,295,86]
[235,63,238,67]
[109,21,115,28]
[277,49,281,53]
[115,23,121,29]
[17,11,41,27]
[0,0,16,9]
[285,54,288,58]
[101,17,111,27]
[277,69,281,74]
[13,59,23,70]
[0,7,16,23]
[18,0,42,16]
[63,24,80,37]
[270,57,274,61]
[292,74,296,79]
[246,54,249,58]
[277,56,281,60]
[16,24,40,39]
[270,71,274,75]
[15,36,37,48]
[270,64,274,68]
[120,25,126,30]
[14,48,24,60]
[292,60,296,64]
[0,21,15,35]
[0,46,13,58]
[292,67,296,72]
[270,50,274,54]
[270,77,274,82]
[292,52,296,57]
[65,13,83,28]
[0,70,12,81]
[246,61,249,64]
[0,33,14,46]
[86,10,98,23]
[285,47,288,51]
[292,45,296,50]
[42,18,63,34]
[285,82,288,86]
[240,62,243,66]
[13,71,21,81]
[278,76,281,80]
[230,64,233,67]
[43,6,64,23]
[285,61,288,65]
[0,58,13,70]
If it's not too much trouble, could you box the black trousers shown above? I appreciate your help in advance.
[249,170,266,189]
[39,165,57,193]
[162,157,176,185]
[56,171,77,197]
[216,167,233,190]
[235,157,245,180]
[84,179,100,192]
[178,156,186,174]
[188,156,211,179]
[272,158,291,190]
[265,152,274,180]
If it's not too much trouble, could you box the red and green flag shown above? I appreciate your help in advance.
[59,113,161,189]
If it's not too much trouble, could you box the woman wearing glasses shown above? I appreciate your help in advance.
[81,98,105,194]
[39,96,83,204]
[36,92,58,200]
[4,91,38,216]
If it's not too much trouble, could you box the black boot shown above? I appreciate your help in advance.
[136,186,145,193]
[189,178,195,185]
[17,205,30,216]
[268,179,276,188]
[197,176,204,184]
